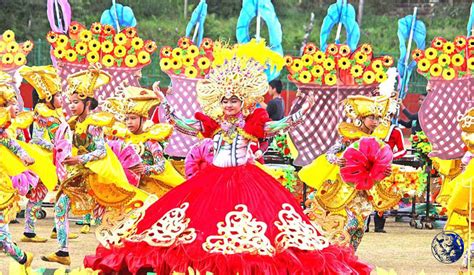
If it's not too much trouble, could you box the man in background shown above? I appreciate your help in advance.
[260,79,284,121]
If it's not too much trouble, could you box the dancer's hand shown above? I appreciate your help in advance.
[301,95,315,114]
[22,156,35,166]
[63,156,82,165]
[131,163,146,175]
[152,82,166,101]
[254,150,263,159]
[336,157,346,167]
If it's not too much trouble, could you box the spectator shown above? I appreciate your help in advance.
[399,92,427,135]
[260,79,284,121]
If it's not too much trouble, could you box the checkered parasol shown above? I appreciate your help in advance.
[158,75,202,157]
[288,84,377,166]
[56,61,143,115]
[419,76,473,159]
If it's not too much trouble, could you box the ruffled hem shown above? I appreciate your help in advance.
[85,242,371,275]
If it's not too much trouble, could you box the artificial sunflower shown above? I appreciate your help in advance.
[371,60,384,72]
[323,58,335,71]
[22,40,33,52]
[13,53,26,66]
[303,43,317,55]
[197,57,210,70]
[114,45,127,58]
[438,54,451,67]
[313,51,325,64]
[178,37,191,49]
[425,47,438,61]
[301,54,313,67]
[160,46,173,58]
[172,48,183,58]
[124,27,137,38]
[6,42,19,53]
[103,25,114,36]
[69,22,81,35]
[324,73,337,86]
[429,64,442,77]
[339,45,351,57]
[350,64,363,78]
[137,51,151,64]
[442,42,455,55]
[338,57,350,70]
[131,37,144,50]
[451,54,464,67]
[86,51,99,63]
[125,55,138,68]
[411,49,423,61]
[201,38,213,50]
[354,52,367,64]
[291,59,303,72]
[362,70,375,84]
[91,22,102,34]
[187,45,200,58]
[417,58,431,72]
[432,37,445,50]
[76,42,88,55]
[79,30,92,42]
[145,40,157,53]
[375,71,387,83]
[454,36,467,49]
[1,53,13,64]
[2,30,15,42]
[114,33,127,46]
[327,44,338,55]
[53,47,66,59]
[46,31,58,44]
[184,66,198,78]
[468,57,474,71]
[311,65,324,78]
[57,35,69,47]
[284,56,293,66]
[442,67,456,81]
[101,40,114,54]
[298,71,312,84]
[65,50,77,62]
[170,57,182,70]
[160,58,172,71]
[88,39,100,52]
[101,54,115,67]
[182,55,195,67]
[382,56,394,67]
[361,44,373,55]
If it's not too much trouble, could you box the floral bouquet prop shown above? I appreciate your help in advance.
[340,137,393,191]
[381,165,425,198]
[47,21,157,112]
[414,36,473,159]
[410,131,432,161]
[270,134,293,159]
[284,43,394,166]
[156,36,216,157]
[285,43,394,86]
[0,29,34,72]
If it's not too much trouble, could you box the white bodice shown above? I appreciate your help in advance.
[212,133,252,167]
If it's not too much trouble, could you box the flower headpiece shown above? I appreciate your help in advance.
[196,39,284,118]
[459,108,474,133]
[19,66,62,101]
[66,63,111,99]
[343,95,390,120]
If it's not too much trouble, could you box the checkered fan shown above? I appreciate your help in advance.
[158,75,202,157]
[419,76,473,159]
[56,61,142,114]
[289,84,377,166]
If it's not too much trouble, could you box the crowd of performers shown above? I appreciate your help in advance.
[0,40,472,274]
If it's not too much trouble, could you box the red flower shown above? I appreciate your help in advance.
[413,135,419,142]
[340,137,393,191]
[284,148,290,155]
[277,142,283,148]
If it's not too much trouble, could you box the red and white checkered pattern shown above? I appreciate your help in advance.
[289,84,377,166]
[419,76,473,159]
[56,62,143,115]
[159,75,202,157]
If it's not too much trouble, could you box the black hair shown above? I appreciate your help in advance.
[32,89,40,109]
[84,97,99,110]
[269,79,283,94]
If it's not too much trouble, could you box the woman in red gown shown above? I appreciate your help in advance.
[85,52,371,274]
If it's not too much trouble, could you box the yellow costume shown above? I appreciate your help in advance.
[108,85,185,197]
[62,66,148,215]
[444,108,474,242]
[299,95,400,250]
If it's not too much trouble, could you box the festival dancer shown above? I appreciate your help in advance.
[41,65,148,265]
[85,44,371,274]
[18,65,75,243]
[299,95,398,250]
[108,84,184,197]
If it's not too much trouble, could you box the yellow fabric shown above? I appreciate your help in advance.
[125,124,174,144]
[433,158,463,206]
[298,154,340,190]
[35,103,64,120]
[343,95,390,118]
[287,135,299,159]
[445,160,474,242]
[0,167,18,211]
[0,141,57,191]
[71,112,115,135]
[0,107,10,128]
[337,122,387,140]
[6,112,34,137]
[149,159,185,188]
[83,144,149,207]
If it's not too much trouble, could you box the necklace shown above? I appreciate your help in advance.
[219,113,245,144]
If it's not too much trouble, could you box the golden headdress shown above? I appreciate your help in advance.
[66,64,111,99]
[19,65,62,101]
[0,107,11,128]
[196,39,284,118]
[0,72,16,107]
[343,95,390,119]
[108,84,160,118]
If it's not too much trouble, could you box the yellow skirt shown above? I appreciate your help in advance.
[0,141,57,191]
[445,160,474,241]
[149,159,185,188]
[66,145,148,213]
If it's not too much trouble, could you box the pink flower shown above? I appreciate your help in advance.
[340,137,393,190]
[185,138,214,179]
[108,140,142,186]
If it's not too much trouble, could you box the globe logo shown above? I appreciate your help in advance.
[431,231,464,264]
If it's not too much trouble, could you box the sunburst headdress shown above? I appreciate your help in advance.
[196,39,284,118]
[66,63,111,99]
[342,95,390,125]
[108,83,160,118]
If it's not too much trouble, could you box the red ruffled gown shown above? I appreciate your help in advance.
[84,109,371,274]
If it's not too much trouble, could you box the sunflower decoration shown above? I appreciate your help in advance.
[415,36,471,80]
[0,29,33,69]
[159,36,216,79]
[46,22,156,68]
[284,42,393,86]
